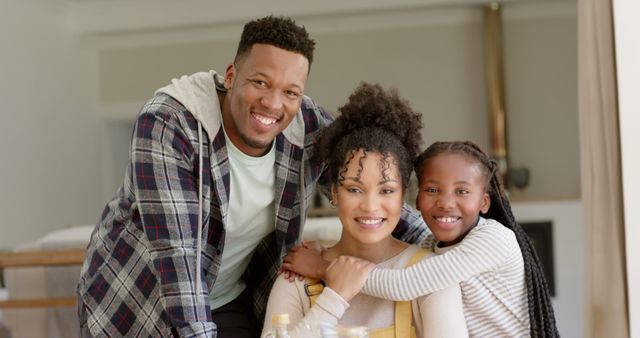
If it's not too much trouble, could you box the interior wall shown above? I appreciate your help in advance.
[309,22,490,150]
[97,4,579,202]
[0,0,104,248]
[613,0,640,335]
[97,20,492,201]
[504,13,579,200]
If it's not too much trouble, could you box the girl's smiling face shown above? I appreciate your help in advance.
[333,149,404,246]
[416,153,490,246]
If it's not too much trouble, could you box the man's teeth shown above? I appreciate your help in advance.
[436,216,458,223]
[358,218,383,225]
[254,113,277,125]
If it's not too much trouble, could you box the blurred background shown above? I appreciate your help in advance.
[0,0,637,337]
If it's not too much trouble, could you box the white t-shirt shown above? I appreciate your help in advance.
[209,132,276,310]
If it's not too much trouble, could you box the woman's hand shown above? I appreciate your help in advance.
[280,241,330,281]
[325,256,375,302]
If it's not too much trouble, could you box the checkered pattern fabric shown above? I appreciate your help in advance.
[77,93,427,338]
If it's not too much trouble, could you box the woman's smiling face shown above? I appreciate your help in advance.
[333,149,404,246]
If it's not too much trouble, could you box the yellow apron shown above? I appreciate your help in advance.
[305,248,428,338]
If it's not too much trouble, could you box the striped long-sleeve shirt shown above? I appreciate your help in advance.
[363,217,530,337]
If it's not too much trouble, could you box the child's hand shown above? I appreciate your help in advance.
[281,241,329,281]
[325,256,375,302]
[278,268,304,282]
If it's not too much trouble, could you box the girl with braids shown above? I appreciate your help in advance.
[285,141,559,337]
[392,141,559,337]
[261,83,469,338]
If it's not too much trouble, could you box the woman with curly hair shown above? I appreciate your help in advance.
[261,83,469,338]
[285,140,560,337]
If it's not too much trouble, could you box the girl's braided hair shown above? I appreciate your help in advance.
[313,82,422,190]
[414,141,559,338]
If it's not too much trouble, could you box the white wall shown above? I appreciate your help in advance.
[512,200,584,338]
[0,0,104,248]
[94,2,579,202]
[613,0,640,336]
[504,9,579,199]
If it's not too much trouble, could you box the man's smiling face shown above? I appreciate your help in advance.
[222,43,309,157]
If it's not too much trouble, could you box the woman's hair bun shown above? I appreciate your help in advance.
[336,82,422,159]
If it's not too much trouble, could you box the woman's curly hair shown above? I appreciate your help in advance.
[314,82,422,190]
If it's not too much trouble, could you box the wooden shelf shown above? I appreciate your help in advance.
[0,297,77,309]
[0,249,86,268]
[0,248,86,309]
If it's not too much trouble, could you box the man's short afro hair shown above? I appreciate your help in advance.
[235,15,315,65]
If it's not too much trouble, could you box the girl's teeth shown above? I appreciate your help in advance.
[437,217,457,223]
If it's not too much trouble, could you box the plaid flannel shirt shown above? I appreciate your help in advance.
[77,92,427,338]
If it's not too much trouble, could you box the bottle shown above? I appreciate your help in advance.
[338,326,368,338]
[318,322,369,338]
[263,313,290,338]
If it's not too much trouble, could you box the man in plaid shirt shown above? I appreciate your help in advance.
[77,15,426,338]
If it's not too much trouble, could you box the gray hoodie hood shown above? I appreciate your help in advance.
[156,70,225,140]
